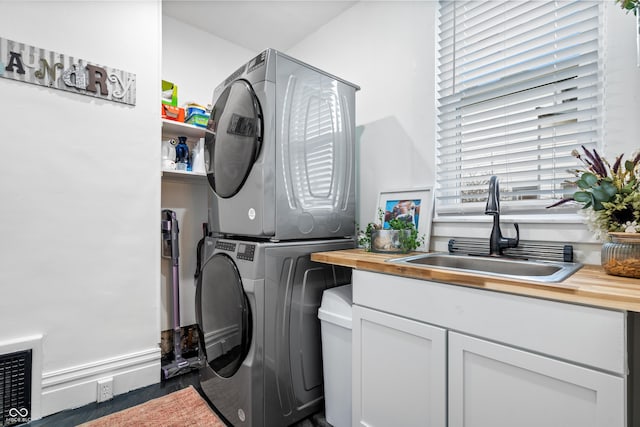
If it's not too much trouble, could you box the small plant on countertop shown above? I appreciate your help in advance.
[387,217,425,253]
[357,208,425,252]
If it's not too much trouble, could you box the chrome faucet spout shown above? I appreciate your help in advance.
[485,176,519,256]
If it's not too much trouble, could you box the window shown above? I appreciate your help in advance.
[436,1,603,216]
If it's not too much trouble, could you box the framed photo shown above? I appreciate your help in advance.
[377,187,434,251]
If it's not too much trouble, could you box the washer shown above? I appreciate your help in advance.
[204,49,359,241]
[196,237,353,427]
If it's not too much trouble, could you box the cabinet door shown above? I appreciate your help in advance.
[352,305,446,427]
[448,332,625,427]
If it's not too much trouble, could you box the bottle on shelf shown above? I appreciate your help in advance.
[175,136,189,171]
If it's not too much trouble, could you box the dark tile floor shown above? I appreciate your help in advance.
[25,368,331,427]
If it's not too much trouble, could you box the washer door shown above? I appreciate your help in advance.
[205,79,263,198]
[196,253,252,378]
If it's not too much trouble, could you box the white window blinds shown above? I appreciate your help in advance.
[437,0,602,215]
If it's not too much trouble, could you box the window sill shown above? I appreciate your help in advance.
[433,213,584,225]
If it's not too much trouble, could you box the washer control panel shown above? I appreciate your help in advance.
[215,241,237,252]
[237,243,256,261]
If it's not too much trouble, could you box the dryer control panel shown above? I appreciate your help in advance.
[237,243,256,261]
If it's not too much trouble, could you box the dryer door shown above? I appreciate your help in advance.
[205,79,263,198]
[196,252,252,378]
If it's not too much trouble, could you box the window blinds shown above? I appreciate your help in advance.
[436,0,602,215]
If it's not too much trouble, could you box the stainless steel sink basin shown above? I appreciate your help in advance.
[388,253,582,283]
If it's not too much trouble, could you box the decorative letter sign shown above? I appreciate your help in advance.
[0,37,136,105]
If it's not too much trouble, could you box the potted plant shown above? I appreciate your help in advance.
[547,146,640,277]
[358,209,425,253]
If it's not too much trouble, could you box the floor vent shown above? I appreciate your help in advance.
[0,350,32,427]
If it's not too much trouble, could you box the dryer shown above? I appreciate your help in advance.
[196,237,353,427]
[204,49,359,241]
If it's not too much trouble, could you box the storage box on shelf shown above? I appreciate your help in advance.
[161,104,185,122]
[185,113,209,128]
[161,80,178,106]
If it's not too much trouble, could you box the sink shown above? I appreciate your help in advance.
[388,253,582,283]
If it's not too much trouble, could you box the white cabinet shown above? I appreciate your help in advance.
[352,305,446,427]
[351,270,628,427]
[448,332,624,427]
[160,119,208,329]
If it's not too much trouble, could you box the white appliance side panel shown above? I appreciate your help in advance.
[274,56,356,240]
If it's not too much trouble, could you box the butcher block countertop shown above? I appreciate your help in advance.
[311,249,640,312]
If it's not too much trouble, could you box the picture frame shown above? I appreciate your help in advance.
[376,187,434,251]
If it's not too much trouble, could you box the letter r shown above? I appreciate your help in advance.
[86,64,108,95]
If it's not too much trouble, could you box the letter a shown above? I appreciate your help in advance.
[5,51,26,74]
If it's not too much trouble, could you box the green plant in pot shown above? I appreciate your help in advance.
[547,146,640,241]
[358,209,425,253]
[547,146,640,278]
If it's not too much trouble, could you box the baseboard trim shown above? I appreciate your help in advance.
[40,347,161,417]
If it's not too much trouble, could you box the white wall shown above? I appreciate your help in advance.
[161,15,253,328]
[162,15,254,108]
[289,1,640,265]
[287,1,437,232]
[603,3,640,158]
[0,0,161,418]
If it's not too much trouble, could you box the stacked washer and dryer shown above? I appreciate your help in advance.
[195,49,359,427]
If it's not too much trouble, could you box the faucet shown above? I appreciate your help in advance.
[485,176,519,256]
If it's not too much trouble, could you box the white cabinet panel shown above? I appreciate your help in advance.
[448,332,625,427]
[352,305,446,427]
[352,270,626,375]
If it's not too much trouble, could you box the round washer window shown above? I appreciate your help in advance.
[205,79,263,198]
[196,253,252,378]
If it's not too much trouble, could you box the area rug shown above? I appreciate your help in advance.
[77,385,226,427]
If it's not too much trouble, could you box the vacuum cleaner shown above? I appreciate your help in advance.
[161,209,204,379]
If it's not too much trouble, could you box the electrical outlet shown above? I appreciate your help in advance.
[97,377,114,402]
